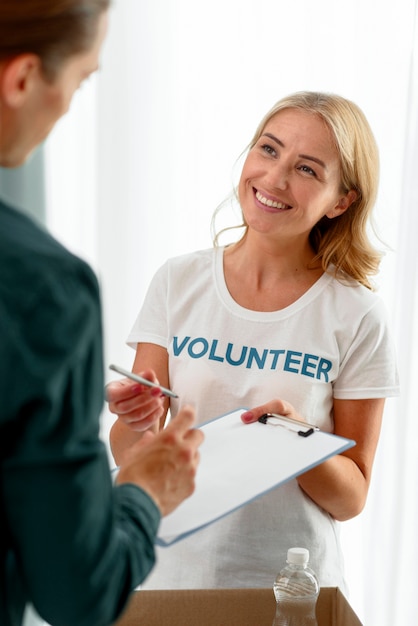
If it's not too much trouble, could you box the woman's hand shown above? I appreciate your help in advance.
[106,368,165,432]
[242,397,385,521]
[241,398,306,425]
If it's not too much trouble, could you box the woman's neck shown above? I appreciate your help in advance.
[222,234,323,311]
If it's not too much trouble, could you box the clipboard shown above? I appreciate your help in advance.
[156,408,355,547]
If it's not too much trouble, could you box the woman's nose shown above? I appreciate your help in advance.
[267,161,289,189]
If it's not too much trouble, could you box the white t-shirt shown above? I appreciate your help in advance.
[128,247,399,591]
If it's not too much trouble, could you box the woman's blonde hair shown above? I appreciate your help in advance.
[213,91,382,289]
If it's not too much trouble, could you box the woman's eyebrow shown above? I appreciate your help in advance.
[262,132,327,170]
[263,132,284,148]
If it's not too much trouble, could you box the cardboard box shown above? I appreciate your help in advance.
[114,587,363,626]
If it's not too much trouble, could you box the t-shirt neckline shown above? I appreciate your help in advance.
[214,245,333,322]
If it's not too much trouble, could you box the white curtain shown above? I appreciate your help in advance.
[44,1,418,623]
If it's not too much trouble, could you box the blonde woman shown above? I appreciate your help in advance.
[108,92,399,592]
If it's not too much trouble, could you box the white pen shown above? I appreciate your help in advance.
[109,363,178,399]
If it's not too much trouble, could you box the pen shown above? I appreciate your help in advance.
[109,364,179,399]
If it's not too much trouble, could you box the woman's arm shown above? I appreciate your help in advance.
[108,343,170,465]
[296,397,384,521]
[242,396,384,521]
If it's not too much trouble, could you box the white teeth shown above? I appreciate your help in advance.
[255,190,288,209]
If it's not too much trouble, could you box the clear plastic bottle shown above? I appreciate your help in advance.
[272,547,319,626]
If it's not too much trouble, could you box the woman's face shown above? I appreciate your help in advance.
[238,108,352,243]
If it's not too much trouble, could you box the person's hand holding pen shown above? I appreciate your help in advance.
[106,366,167,434]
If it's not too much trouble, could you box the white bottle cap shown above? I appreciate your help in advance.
[287,547,309,565]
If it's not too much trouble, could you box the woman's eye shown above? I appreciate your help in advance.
[261,143,276,156]
[298,164,317,177]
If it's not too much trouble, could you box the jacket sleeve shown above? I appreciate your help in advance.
[2,258,160,626]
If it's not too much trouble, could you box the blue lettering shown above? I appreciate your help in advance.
[173,335,190,356]
[301,353,319,378]
[316,358,332,382]
[226,343,248,366]
[246,347,268,369]
[209,339,224,362]
[172,336,332,381]
[284,350,302,374]
[188,337,209,359]
[269,349,285,369]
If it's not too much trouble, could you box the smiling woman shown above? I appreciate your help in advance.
[107,90,399,597]
[238,110,354,270]
[233,92,381,291]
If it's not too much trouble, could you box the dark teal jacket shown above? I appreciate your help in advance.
[0,199,160,626]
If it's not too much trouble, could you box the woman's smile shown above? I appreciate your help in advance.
[254,188,292,212]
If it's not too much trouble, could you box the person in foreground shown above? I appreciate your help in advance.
[0,2,203,626]
[108,91,399,592]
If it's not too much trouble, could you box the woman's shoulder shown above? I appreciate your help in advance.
[146,247,219,302]
[163,247,218,274]
[168,247,216,263]
[326,268,388,316]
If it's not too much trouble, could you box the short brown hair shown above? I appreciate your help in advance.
[0,0,110,80]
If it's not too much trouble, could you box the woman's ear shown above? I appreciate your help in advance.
[326,189,358,219]
[1,54,41,108]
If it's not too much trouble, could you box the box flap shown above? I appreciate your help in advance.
[316,588,363,626]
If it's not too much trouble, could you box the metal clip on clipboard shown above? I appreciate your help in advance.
[258,413,319,438]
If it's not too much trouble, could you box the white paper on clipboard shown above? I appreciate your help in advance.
[156,408,355,546]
